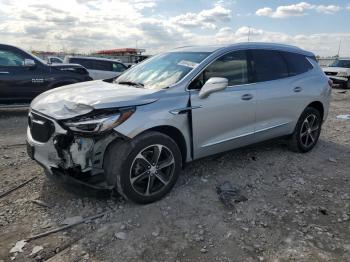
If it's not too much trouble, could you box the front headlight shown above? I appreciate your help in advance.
[64,108,135,133]
[337,72,348,77]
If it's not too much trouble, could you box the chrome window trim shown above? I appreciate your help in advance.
[201,121,290,148]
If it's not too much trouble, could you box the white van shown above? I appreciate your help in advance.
[64,56,128,80]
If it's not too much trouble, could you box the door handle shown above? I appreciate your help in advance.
[241,94,253,101]
[169,105,202,115]
[0,71,9,74]
[293,86,302,93]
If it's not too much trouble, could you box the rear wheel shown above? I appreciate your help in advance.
[289,107,322,153]
[104,132,182,204]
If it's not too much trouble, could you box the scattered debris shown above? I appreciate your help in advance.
[151,227,160,237]
[336,114,350,120]
[318,207,328,215]
[328,157,337,163]
[61,216,83,225]
[2,154,10,159]
[30,246,44,256]
[31,199,52,208]
[0,177,37,199]
[338,90,347,94]
[216,181,248,208]
[200,247,208,253]
[27,212,108,241]
[10,240,27,253]
[115,232,128,240]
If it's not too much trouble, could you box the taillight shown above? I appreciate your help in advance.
[328,79,333,88]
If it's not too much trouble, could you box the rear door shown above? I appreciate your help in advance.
[251,49,313,142]
[190,50,257,159]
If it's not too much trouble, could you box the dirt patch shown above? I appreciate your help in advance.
[0,90,349,261]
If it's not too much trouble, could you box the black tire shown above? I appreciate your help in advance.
[346,79,350,89]
[103,131,182,204]
[289,107,322,153]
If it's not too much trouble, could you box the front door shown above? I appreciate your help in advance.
[189,50,257,159]
[0,46,46,103]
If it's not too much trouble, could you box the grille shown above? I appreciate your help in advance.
[324,71,337,76]
[28,112,55,143]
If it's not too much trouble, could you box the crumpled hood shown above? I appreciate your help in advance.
[31,80,160,119]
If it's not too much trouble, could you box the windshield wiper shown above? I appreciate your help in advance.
[117,81,144,88]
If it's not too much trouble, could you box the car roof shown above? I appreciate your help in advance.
[66,56,122,63]
[170,42,313,56]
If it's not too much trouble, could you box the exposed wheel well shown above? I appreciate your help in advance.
[307,101,324,121]
[146,126,187,165]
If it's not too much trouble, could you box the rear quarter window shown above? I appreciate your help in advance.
[69,58,92,69]
[281,52,313,76]
[250,49,289,82]
[90,60,112,71]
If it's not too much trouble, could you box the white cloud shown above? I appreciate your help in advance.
[314,5,340,14]
[170,5,231,29]
[256,2,341,18]
[0,0,232,52]
[211,26,350,57]
[0,0,349,57]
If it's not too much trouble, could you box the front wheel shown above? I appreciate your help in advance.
[289,107,322,153]
[104,132,182,204]
[346,79,350,89]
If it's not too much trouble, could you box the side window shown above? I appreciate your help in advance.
[189,50,250,90]
[112,63,127,72]
[70,58,91,69]
[0,49,25,66]
[51,58,61,63]
[282,52,313,76]
[91,60,112,71]
[204,51,249,86]
[250,50,289,82]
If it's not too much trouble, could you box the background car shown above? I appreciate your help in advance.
[64,56,128,80]
[323,59,350,89]
[47,56,63,64]
[0,44,92,104]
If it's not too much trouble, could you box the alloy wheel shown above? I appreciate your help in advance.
[300,114,319,148]
[130,144,175,196]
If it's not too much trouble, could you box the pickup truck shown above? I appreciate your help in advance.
[0,44,92,104]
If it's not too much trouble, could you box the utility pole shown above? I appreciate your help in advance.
[337,39,341,57]
[248,26,251,42]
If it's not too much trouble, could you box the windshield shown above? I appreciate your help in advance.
[116,51,210,89]
[330,60,350,68]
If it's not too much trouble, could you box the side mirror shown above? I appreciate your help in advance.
[24,59,36,68]
[199,77,228,99]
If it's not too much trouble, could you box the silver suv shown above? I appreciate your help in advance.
[27,43,331,203]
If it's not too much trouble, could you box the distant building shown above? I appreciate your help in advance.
[93,48,148,65]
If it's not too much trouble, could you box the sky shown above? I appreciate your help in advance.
[0,0,349,56]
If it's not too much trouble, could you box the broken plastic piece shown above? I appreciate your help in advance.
[216,181,248,208]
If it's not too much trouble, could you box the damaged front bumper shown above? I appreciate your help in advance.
[328,76,349,85]
[26,110,118,190]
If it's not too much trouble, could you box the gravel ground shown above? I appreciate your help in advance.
[0,90,349,262]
